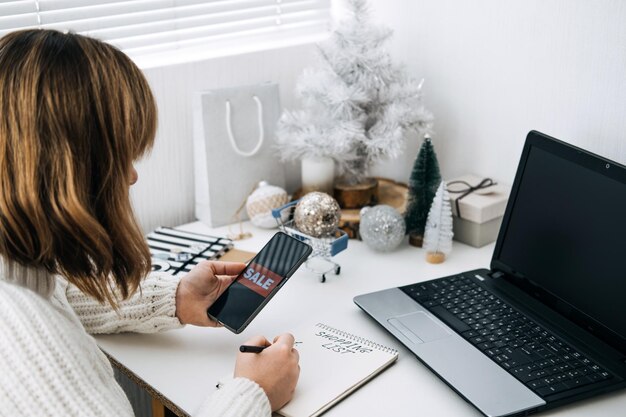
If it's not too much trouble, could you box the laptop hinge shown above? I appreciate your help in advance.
[491,271,505,279]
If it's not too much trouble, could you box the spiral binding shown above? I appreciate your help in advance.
[315,323,398,355]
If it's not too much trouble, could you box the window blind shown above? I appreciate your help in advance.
[0,0,331,62]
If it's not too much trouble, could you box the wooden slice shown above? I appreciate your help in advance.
[334,177,379,209]
[375,177,409,214]
[408,233,423,247]
[338,177,409,239]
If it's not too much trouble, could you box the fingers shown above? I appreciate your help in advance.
[291,345,300,363]
[216,273,236,286]
[244,335,272,348]
[206,317,223,327]
[243,334,297,353]
[203,261,247,276]
[273,333,296,348]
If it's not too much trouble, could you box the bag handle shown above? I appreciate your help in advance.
[225,95,264,157]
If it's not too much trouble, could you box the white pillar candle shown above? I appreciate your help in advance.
[301,157,334,194]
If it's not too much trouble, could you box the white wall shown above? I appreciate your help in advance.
[133,0,626,231]
[369,0,626,184]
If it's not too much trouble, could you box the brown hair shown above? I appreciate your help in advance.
[0,29,157,305]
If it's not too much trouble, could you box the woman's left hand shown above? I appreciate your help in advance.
[174,261,246,326]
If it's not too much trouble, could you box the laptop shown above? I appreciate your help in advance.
[354,130,626,416]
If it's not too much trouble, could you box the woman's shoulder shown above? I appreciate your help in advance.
[0,279,54,315]
[0,280,75,347]
[0,279,89,351]
[0,278,88,334]
[0,282,133,416]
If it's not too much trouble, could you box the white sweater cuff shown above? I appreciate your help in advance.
[134,272,182,332]
[195,377,271,417]
[65,272,183,334]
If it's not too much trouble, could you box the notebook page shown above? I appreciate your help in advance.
[278,323,398,417]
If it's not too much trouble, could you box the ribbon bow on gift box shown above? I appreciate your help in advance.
[447,178,498,220]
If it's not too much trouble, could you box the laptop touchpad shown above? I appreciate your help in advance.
[388,312,451,344]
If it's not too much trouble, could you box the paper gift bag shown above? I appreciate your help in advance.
[193,83,285,227]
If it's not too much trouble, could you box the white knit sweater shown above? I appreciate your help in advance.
[0,260,271,417]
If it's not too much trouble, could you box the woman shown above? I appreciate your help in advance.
[0,29,299,416]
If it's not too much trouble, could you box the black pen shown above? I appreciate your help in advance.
[239,342,301,353]
[239,345,267,353]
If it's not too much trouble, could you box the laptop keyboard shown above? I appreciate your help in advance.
[401,274,614,398]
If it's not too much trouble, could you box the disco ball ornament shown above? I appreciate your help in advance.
[246,181,289,228]
[294,192,341,237]
[359,205,406,252]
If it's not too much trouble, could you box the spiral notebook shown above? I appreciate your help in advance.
[278,323,399,417]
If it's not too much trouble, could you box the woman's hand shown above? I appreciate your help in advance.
[234,333,300,411]
[174,260,245,326]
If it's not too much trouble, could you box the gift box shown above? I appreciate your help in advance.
[447,174,510,247]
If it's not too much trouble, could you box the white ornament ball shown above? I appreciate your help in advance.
[294,192,341,237]
[359,205,406,252]
[246,182,289,228]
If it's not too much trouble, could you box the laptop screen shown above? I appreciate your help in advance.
[494,136,626,344]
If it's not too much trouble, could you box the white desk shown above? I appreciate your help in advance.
[95,222,626,417]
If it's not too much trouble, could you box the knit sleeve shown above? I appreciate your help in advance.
[65,272,184,334]
[0,281,135,417]
[194,377,271,417]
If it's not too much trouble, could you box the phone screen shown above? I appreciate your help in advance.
[207,232,312,333]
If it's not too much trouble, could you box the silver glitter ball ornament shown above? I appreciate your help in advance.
[359,205,405,252]
[294,192,341,237]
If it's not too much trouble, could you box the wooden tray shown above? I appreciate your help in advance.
[220,248,256,263]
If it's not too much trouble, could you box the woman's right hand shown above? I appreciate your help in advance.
[234,333,300,411]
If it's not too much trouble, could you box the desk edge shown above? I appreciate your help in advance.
[103,349,191,417]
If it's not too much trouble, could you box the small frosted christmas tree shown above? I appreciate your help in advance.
[423,181,454,264]
[276,0,433,185]
[404,135,441,246]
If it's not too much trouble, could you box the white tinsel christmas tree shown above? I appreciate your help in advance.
[423,181,454,263]
[276,0,433,184]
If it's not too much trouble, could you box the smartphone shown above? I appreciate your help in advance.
[207,232,312,333]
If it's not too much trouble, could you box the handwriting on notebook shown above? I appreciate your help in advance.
[315,331,373,354]
[278,323,398,417]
